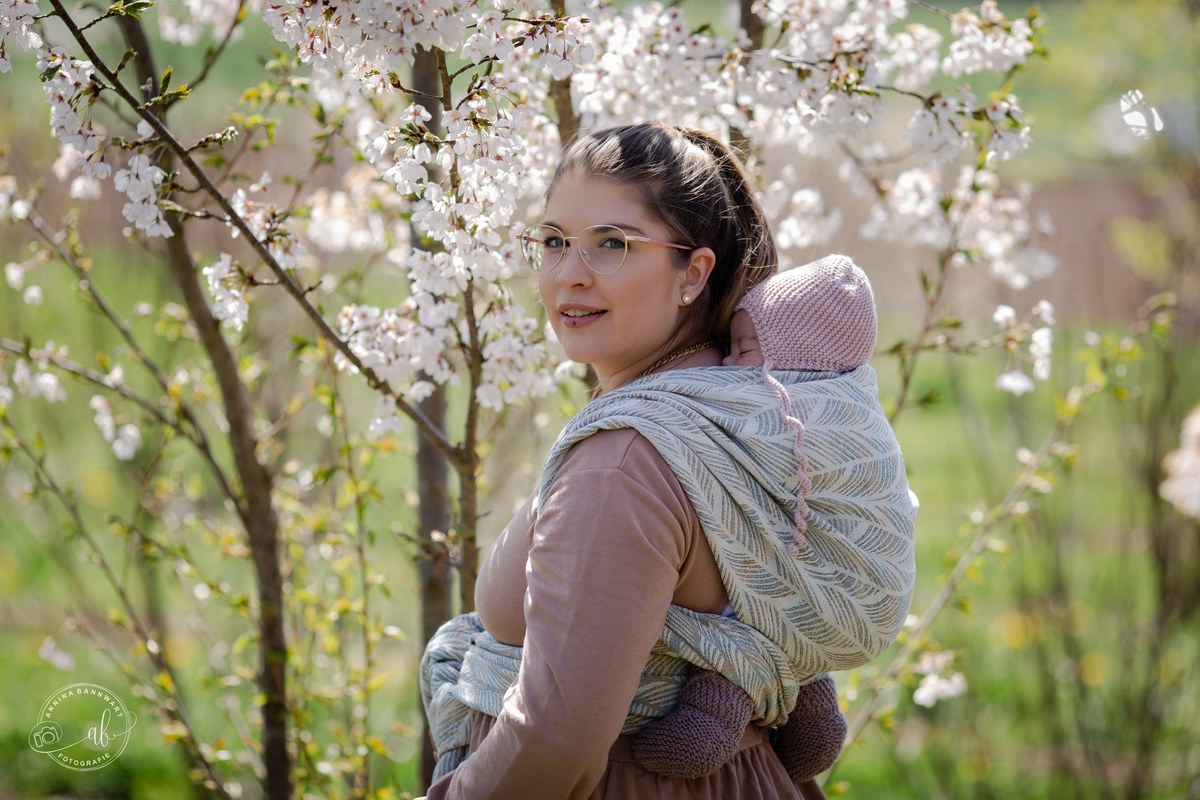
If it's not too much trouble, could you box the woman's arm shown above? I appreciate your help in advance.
[428,430,693,799]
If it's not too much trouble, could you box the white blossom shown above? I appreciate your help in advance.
[114,153,172,237]
[159,0,247,46]
[239,0,1051,427]
[914,671,968,708]
[5,259,27,289]
[22,285,41,305]
[89,394,141,460]
[1029,327,1052,380]
[912,650,967,707]
[1119,89,1164,139]
[996,369,1035,396]
[69,175,100,199]
[906,94,972,164]
[861,168,951,249]
[948,169,1057,290]
[0,173,15,217]
[90,394,116,441]
[992,305,1017,328]
[37,47,108,172]
[476,301,555,410]
[942,1,1034,78]
[1161,406,1200,520]
[0,0,42,73]
[52,142,83,180]
[13,357,66,402]
[37,636,75,671]
[112,424,141,460]
[304,168,393,255]
[104,364,125,388]
[202,253,249,331]
[228,187,304,269]
[882,24,942,91]
[1034,300,1055,325]
[772,188,840,250]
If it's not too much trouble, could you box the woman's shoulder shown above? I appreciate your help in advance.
[553,428,693,521]
[559,426,667,474]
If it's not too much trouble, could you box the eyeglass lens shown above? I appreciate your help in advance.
[520,225,628,274]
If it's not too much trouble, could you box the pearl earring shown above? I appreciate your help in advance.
[681,293,693,306]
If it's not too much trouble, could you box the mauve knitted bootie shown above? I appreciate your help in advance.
[631,669,753,779]
[772,674,847,783]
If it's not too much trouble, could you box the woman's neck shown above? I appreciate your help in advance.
[597,341,721,393]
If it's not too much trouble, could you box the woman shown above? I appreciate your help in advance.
[421,122,915,799]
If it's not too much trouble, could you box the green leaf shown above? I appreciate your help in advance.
[917,387,943,408]
[115,48,138,75]
[160,65,172,94]
[148,85,191,106]
[108,0,157,18]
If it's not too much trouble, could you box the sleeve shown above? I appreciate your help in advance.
[427,431,692,799]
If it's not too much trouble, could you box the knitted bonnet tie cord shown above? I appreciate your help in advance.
[735,254,879,555]
[761,358,811,554]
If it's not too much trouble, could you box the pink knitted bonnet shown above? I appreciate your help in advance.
[736,254,878,372]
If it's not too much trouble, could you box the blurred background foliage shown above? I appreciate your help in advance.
[1,0,1198,798]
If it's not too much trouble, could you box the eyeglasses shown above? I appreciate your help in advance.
[518,224,693,275]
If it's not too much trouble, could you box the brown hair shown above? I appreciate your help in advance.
[547,122,778,342]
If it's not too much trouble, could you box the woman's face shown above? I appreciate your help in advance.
[537,173,710,391]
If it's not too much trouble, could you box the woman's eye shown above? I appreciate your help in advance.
[596,236,625,251]
[543,236,565,250]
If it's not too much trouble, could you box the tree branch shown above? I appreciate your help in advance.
[47,0,461,468]
[17,207,244,514]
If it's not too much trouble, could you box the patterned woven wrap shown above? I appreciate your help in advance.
[420,364,916,773]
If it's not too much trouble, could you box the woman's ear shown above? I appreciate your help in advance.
[679,246,716,301]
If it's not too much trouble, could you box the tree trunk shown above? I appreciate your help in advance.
[548,0,579,149]
[417,385,453,789]
[411,46,455,792]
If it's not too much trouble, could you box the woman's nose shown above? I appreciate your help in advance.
[555,244,593,286]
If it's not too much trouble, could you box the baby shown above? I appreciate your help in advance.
[632,254,881,784]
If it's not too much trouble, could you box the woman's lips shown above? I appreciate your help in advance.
[559,308,606,328]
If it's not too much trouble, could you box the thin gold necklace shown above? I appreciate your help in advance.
[638,340,717,378]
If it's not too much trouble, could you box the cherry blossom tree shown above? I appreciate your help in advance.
[0,0,1157,796]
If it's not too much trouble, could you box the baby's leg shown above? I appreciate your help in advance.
[772,674,846,783]
[631,669,753,779]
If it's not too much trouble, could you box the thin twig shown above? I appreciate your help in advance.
[329,359,376,795]
[907,0,955,20]
[189,0,248,92]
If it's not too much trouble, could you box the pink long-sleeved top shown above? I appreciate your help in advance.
[426,427,804,800]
